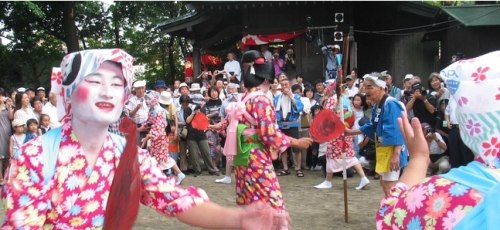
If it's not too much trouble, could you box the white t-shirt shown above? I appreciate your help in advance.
[318,142,327,157]
[346,85,359,97]
[429,132,446,155]
[42,102,62,128]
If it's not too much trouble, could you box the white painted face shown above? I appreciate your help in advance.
[70,61,126,125]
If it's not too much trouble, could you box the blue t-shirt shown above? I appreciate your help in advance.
[359,97,408,167]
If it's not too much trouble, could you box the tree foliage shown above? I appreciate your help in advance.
[0,1,190,91]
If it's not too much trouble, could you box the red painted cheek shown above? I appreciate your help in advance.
[74,86,89,104]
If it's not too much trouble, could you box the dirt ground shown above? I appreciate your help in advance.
[0,170,383,229]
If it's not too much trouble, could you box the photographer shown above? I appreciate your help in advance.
[271,49,284,77]
[405,82,436,125]
[321,44,340,80]
[421,123,450,175]
[284,49,296,79]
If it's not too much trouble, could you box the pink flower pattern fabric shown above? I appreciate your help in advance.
[225,87,292,211]
[324,96,355,159]
[377,51,500,229]
[148,107,170,164]
[1,122,209,229]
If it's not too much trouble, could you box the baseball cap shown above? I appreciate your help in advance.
[37,87,45,92]
[412,82,423,91]
[345,75,354,80]
[404,74,414,81]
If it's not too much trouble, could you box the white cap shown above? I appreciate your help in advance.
[17,87,26,93]
[363,74,387,88]
[334,44,340,50]
[404,74,414,81]
[133,80,146,88]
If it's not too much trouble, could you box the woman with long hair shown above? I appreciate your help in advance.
[13,92,37,125]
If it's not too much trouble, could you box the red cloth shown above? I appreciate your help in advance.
[241,31,306,51]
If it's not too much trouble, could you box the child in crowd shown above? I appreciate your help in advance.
[39,114,51,134]
[207,121,220,171]
[9,119,26,159]
[351,94,367,157]
[168,125,180,166]
[24,118,41,143]
[309,105,322,171]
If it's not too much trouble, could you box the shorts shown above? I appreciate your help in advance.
[379,170,400,181]
[281,127,300,153]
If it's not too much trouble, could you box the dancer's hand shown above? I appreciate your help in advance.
[240,202,291,230]
[291,138,313,150]
[398,113,430,162]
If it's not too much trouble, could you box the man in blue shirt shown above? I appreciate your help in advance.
[321,45,340,80]
[346,72,408,196]
[274,78,304,177]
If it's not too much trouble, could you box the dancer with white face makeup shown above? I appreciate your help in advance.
[2,49,291,230]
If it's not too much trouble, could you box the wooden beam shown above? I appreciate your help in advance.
[198,25,244,49]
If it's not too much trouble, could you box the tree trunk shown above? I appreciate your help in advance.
[81,37,87,50]
[168,36,177,81]
[114,21,120,47]
[63,1,80,53]
[178,37,187,60]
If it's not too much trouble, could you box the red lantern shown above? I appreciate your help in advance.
[201,54,222,67]
[184,56,193,83]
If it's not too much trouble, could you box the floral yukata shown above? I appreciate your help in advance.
[376,158,498,230]
[148,106,170,165]
[323,96,358,171]
[2,122,209,229]
[224,87,292,210]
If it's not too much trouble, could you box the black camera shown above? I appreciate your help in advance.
[426,127,435,134]
[421,90,427,96]
[404,90,412,97]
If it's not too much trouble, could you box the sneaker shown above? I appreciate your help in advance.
[215,177,231,184]
[310,166,316,171]
[355,177,370,190]
[209,171,220,176]
[359,157,370,168]
[176,173,186,185]
[313,181,332,189]
[315,165,322,171]
[193,171,202,177]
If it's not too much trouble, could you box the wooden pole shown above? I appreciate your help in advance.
[341,35,351,223]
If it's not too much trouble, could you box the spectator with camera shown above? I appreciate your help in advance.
[321,44,340,80]
[271,49,284,77]
[284,49,296,79]
[421,122,450,175]
[405,82,436,126]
